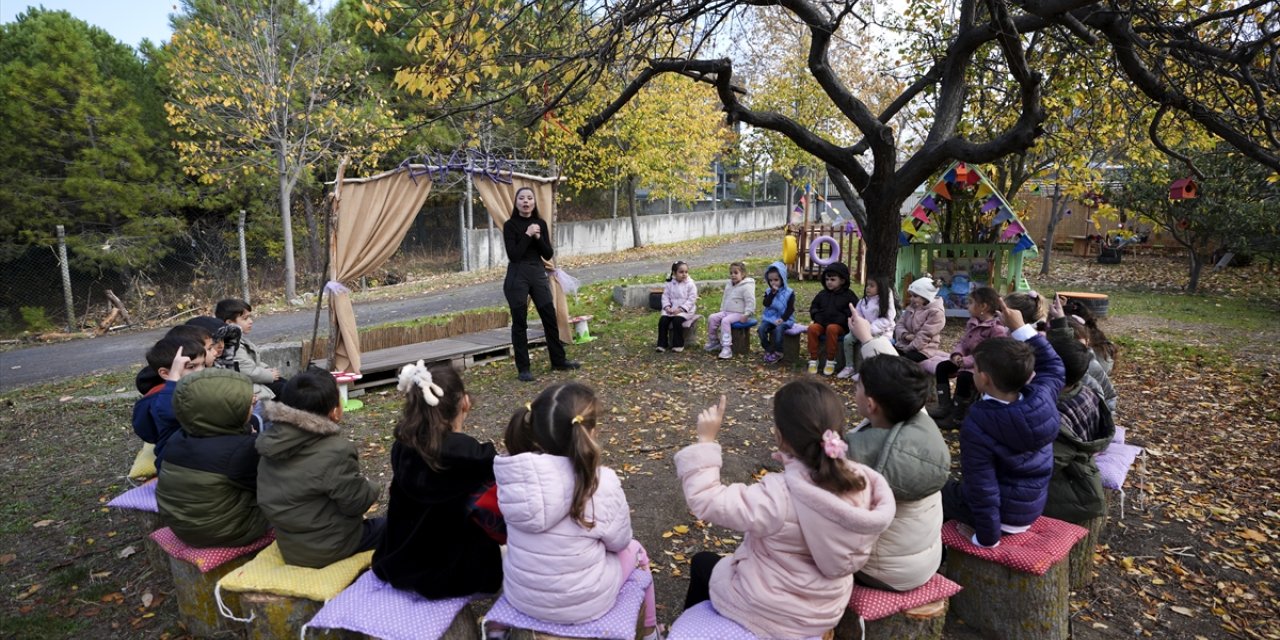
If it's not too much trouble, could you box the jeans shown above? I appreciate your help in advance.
[758,321,786,353]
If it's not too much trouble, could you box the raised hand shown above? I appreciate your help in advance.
[849,310,873,343]
[696,395,727,444]
[997,298,1025,331]
[163,347,192,382]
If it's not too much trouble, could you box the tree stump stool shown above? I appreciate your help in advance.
[241,592,356,639]
[833,574,961,640]
[669,600,833,639]
[730,319,757,356]
[303,571,483,640]
[1067,515,1107,590]
[682,315,703,350]
[941,518,1087,640]
[485,570,652,640]
[148,527,276,638]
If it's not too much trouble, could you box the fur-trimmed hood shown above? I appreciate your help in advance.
[257,400,341,460]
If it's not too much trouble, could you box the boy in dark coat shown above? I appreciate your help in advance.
[942,300,1065,547]
[1042,336,1114,524]
[133,335,207,470]
[805,260,859,376]
[257,369,383,568]
[157,368,269,548]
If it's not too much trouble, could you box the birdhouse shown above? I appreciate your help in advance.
[1169,177,1198,200]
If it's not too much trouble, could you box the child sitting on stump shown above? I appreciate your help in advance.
[1041,335,1114,525]
[257,369,384,568]
[942,299,1064,548]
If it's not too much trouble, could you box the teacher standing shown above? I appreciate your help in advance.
[503,187,580,382]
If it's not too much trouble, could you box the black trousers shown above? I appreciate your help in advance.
[504,262,567,373]
[934,361,975,398]
[683,551,724,609]
[898,347,928,362]
[657,315,686,349]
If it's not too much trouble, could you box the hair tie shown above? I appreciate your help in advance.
[821,429,848,459]
[571,414,585,426]
[1070,314,1085,325]
[1027,290,1039,299]
[523,403,533,424]
[396,360,444,406]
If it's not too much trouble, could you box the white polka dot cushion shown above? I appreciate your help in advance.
[668,601,828,640]
[304,571,479,640]
[847,574,962,622]
[1096,442,1142,490]
[106,478,158,513]
[941,517,1087,576]
[216,542,374,602]
[484,569,651,639]
[149,527,275,573]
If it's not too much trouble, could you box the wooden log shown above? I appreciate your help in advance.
[95,307,120,336]
[782,333,801,367]
[682,317,702,349]
[105,289,132,325]
[834,599,948,640]
[730,326,752,356]
[240,592,357,640]
[169,555,251,638]
[946,554,1070,640]
[1069,515,1106,591]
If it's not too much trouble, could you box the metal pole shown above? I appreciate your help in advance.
[458,198,467,272]
[464,169,474,272]
[712,160,718,212]
[56,225,74,331]
[238,209,250,303]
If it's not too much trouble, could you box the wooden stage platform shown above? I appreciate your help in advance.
[315,327,545,389]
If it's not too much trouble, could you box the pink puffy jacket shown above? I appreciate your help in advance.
[495,453,631,624]
[675,443,896,638]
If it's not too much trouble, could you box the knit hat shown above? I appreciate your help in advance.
[908,276,939,302]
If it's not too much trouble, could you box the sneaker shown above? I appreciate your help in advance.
[655,346,666,353]
[808,360,819,374]
[835,366,856,379]
[704,341,721,352]
[718,346,733,359]
[672,346,684,352]
[517,371,535,383]
[552,360,581,371]
[823,361,836,376]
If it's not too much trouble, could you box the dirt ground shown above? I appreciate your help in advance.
[2,252,1278,639]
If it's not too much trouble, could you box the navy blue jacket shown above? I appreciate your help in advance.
[131,380,180,468]
[958,331,1065,546]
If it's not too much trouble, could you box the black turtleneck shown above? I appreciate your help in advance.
[503,214,554,265]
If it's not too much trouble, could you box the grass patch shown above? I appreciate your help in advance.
[1114,335,1233,369]
[1106,291,1278,331]
[0,614,88,638]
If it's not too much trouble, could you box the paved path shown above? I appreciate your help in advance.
[0,237,776,391]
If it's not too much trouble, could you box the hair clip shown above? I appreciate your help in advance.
[396,360,443,406]
[571,414,585,426]
[525,402,532,412]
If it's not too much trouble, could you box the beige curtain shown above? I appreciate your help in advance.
[472,174,571,343]
[329,168,434,372]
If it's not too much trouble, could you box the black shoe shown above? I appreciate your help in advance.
[551,360,581,371]
[518,370,535,382]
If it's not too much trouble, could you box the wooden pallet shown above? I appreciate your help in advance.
[315,327,546,389]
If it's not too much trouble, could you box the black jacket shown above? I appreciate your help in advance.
[808,262,859,326]
[503,215,554,265]
[372,433,503,598]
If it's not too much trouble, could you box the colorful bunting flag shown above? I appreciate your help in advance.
[913,207,931,223]
[991,209,1013,226]
[955,164,969,182]
[966,171,981,186]
[1013,234,1035,253]
[921,195,939,212]
[943,168,957,184]
[1000,221,1025,241]
[901,218,919,236]
[932,181,952,200]
[981,196,999,213]
[976,182,993,198]
[899,231,911,246]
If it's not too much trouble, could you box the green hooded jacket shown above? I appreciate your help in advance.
[1043,385,1115,523]
[157,369,268,548]
[256,400,379,568]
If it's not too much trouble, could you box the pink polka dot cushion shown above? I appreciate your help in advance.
[304,571,479,640]
[848,574,962,622]
[106,479,158,513]
[484,569,651,639]
[1096,442,1143,490]
[941,517,1087,576]
[149,527,275,573]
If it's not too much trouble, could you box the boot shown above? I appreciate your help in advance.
[927,383,953,419]
[937,393,973,430]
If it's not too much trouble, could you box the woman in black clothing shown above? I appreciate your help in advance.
[503,187,579,382]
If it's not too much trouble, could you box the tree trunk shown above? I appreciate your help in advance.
[1187,251,1204,292]
[302,193,322,273]
[1040,191,1066,276]
[862,198,903,279]
[627,174,643,248]
[279,171,297,301]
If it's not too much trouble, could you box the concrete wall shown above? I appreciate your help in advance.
[464,205,787,271]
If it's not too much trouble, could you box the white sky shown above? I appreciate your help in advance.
[0,0,338,48]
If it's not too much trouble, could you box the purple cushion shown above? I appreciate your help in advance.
[106,480,158,513]
[669,601,826,640]
[1097,442,1142,490]
[785,324,808,335]
[485,569,651,639]
[305,571,479,640]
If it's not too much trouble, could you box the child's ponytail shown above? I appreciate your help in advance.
[508,382,602,529]
[666,261,687,282]
[773,379,866,495]
[1004,291,1048,327]
[395,361,466,471]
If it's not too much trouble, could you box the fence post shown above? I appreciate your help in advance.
[56,224,75,331]
[238,209,250,304]
[463,170,473,272]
